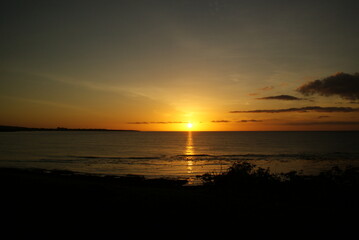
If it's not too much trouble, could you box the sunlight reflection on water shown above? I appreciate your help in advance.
[1,131,359,185]
[185,131,195,184]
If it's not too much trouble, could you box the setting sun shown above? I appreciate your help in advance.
[187,123,193,129]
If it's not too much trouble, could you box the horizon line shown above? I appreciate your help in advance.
[1,125,358,133]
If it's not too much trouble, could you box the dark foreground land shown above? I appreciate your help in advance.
[1,163,358,232]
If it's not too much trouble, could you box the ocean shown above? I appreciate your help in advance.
[0,131,358,184]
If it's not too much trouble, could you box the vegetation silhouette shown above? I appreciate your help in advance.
[1,162,358,229]
[198,161,359,197]
[200,161,359,183]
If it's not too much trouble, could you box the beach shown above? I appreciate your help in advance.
[2,164,358,231]
[1,131,359,232]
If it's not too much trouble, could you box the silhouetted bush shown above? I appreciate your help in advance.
[198,161,359,192]
[198,162,280,190]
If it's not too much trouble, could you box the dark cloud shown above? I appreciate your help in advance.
[260,86,274,91]
[127,121,186,124]
[297,72,359,100]
[152,121,186,124]
[211,120,263,123]
[129,120,265,124]
[211,120,231,123]
[127,122,149,124]
[230,106,359,113]
[283,121,359,126]
[237,120,263,123]
[256,95,304,101]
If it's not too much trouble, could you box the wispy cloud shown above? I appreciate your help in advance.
[237,119,263,123]
[0,94,91,112]
[127,121,187,124]
[283,121,359,126]
[211,120,263,123]
[230,106,359,113]
[297,72,359,100]
[260,86,274,91]
[211,120,231,123]
[248,86,275,97]
[256,95,305,101]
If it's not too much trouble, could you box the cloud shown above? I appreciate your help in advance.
[127,121,186,124]
[283,121,359,126]
[229,106,359,113]
[127,122,150,124]
[256,95,304,101]
[248,86,275,97]
[237,120,263,123]
[260,86,274,91]
[297,72,359,100]
[211,120,263,123]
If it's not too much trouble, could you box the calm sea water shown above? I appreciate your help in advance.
[0,131,358,184]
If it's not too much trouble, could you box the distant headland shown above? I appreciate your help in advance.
[0,125,139,132]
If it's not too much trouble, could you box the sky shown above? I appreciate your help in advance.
[1,0,359,131]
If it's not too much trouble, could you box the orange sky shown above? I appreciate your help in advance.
[1,1,359,131]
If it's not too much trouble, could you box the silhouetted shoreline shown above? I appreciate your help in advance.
[1,163,358,229]
[0,125,139,132]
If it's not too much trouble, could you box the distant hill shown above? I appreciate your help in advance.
[0,126,139,132]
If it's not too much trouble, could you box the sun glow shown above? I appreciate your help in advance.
[187,122,193,129]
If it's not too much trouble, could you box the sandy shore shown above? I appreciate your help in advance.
[1,166,358,231]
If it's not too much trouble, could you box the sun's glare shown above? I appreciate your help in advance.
[187,122,193,129]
